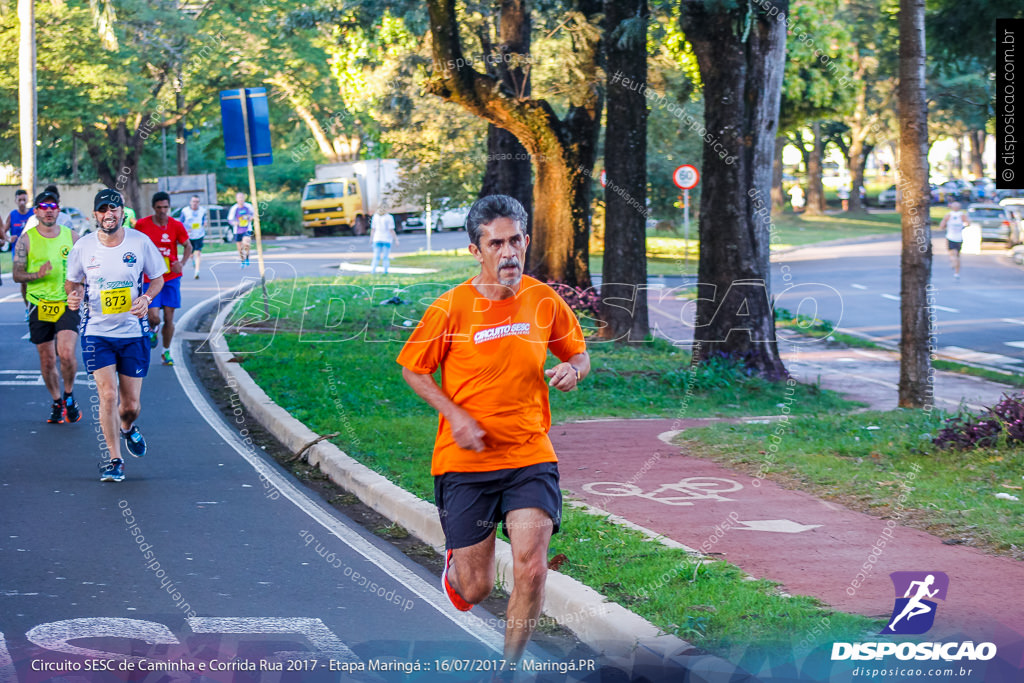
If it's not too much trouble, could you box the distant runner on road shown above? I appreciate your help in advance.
[180,194,207,279]
[12,189,82,424]
[940,201,966,280]
[135,191,192,366]
[397,194,590,664]
[3,188,33,300]
[227,192,255,268]
[66,189,165,483]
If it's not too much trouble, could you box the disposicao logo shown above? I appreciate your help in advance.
[881,571,948,635]
[831,571,997,663]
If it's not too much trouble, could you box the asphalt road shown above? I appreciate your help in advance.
[771,236,1024,369]
[0,231,564,682]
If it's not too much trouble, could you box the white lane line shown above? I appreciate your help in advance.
[172,291,505,654]
[0,293,24,303]
[851,284,868,290]
[932,305,959,313]
[1004,341,1024,349]
[881,293,900,301]
[1002,318,1024,326]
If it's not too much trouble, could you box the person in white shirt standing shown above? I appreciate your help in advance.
[180,195,207,279]
[940,202,966,279]
[369,205,399,275]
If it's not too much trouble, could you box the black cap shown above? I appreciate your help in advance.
[34,190,59,207]
[94,188,124,211]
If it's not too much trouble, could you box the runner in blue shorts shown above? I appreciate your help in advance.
[66,189,166,482]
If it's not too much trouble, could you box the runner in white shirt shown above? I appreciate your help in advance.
[180,194,207,279]
[66,189,166,483]
[940,201,966,279]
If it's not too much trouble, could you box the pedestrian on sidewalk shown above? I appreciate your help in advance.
[397,194,590,664]
[66,189,166,482]
[940,201,966,279]
[369,204,398,275]
[12,189,82,424]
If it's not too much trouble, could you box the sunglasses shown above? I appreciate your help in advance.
[36,202,59,211]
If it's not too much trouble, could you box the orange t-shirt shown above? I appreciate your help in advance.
[397,276,587,476]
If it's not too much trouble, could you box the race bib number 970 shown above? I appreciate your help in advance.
[101,287,133,315]
[38,300,65,322]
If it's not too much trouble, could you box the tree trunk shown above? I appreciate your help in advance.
[601,0,649,342]
[968,129,985,178]
[804,121,826,215]
[478,0,533,234]
[955,135,964,176]
[680,0,788,379]
[897,0,932,409]
[771,135,786,213]
[845,56,871,213]
[425,0,601,287]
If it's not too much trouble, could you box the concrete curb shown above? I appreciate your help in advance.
[202,286,710,669]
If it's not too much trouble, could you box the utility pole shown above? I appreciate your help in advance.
[18,0,36,195]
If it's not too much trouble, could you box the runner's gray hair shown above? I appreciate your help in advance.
[466,195,528,248]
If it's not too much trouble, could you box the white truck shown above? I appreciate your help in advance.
[301,159,420,236]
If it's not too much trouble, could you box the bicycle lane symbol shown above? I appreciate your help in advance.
[581,477,743,506]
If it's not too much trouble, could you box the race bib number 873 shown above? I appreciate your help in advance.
[101,287,133,315]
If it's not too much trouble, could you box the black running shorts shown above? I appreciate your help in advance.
[28,304,81,345]
[434,462,562,550]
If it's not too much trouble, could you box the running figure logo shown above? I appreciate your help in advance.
[881,571,949,635]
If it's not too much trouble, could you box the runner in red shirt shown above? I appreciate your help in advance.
[134,192,192,366]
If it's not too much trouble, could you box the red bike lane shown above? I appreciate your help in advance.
[549,418,1024,649]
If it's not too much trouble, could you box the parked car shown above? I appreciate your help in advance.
[432,203,470,231]
[966,203,1022,245]
[877,185,898,207]
[66,207,92,235]
[936,179,972,203]
[400,214,425,232]
[970,178,996,202]
[171,204,231,242]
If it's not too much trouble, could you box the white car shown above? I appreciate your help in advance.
[432,204,470,231]
[66,207,92,235]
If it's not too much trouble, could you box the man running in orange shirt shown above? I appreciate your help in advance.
[397,194,590,664]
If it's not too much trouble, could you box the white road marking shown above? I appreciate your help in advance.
[851,284,868,290]
[172,291,505,654]
[1004,341,1024,349]
[0,293,24,303]
[931,305,959,313]
[735,519,821,533]
[881,293,900,301]
[1001,318,1024,326]
[940,346,1023,365]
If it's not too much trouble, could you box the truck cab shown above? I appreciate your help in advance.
[301,178,367,236]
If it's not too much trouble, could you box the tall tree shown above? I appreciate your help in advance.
[425,0,603,287]
[679,0,788,378]
[897,0,931,408]
[601,0,649,342]
[477,0,533,231]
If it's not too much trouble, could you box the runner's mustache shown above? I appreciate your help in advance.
[499,258,520,270]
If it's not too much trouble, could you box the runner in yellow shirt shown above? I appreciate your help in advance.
[12,190,82,424]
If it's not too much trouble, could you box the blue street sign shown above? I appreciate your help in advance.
[220,88,273,168]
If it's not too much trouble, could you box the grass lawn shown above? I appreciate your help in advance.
[226,266,882,658]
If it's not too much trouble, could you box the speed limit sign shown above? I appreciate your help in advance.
[673,164,699,190]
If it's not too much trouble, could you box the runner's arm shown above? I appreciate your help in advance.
[11,234,51,283]
[402,367,486,452]
[132,275,164,317]
[65,280,84,310]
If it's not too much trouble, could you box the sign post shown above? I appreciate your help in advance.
[673,164,700,268]
[220,88,273,313]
